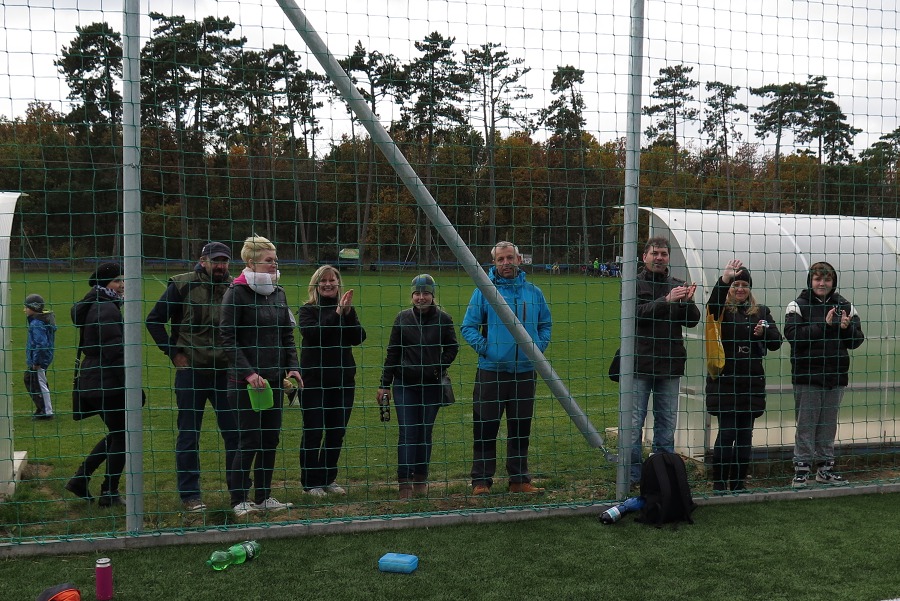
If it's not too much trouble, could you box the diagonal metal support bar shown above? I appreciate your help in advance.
[275,0,614,461]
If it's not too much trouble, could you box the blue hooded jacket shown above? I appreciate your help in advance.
[460,267,551,373]
[26,311,57,368]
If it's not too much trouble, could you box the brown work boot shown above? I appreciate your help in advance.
[508,482,545,494]
[412,475,428,497]
[472,484,491,496]
[399,479,413,500]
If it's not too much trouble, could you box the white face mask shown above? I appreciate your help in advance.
[243,267,280,296]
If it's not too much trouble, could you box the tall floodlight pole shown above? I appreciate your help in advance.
[276,0,613,459]
[617,0,646,499]
[122,0,144,532]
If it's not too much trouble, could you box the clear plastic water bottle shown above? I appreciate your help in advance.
[599,496,645,524]
[207,540,261,570]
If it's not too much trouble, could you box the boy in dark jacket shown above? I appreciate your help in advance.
[24,294,56,419]
[784,261,865,487]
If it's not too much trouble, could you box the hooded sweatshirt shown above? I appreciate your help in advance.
[784,262,865,388]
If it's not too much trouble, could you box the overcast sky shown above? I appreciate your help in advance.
[1,0,896,154]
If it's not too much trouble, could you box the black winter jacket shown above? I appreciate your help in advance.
[633,268,701,377]
[704,277,783,416]
[380,306,459,388]
[72,288,125,412]
[784,266,864,388]
[297,296,366,387]
[220,282,300,384]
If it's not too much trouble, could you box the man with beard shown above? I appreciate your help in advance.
[146,241,239,512]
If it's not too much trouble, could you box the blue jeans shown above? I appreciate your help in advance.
[393,381,441,480]
[628,376,680,484]
[175,369,239,501]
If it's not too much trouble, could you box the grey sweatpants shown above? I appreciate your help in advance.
[793,384,845,465]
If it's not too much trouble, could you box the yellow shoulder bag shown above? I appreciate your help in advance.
[705,307,726,378]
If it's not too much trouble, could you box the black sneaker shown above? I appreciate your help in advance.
[816,469,849,486]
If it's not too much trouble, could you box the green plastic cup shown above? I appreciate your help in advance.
[247,381,273,411]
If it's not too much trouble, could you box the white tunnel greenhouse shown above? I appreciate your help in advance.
[639,208,899,460]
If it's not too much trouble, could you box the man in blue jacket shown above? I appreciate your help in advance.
[461,241,552,495]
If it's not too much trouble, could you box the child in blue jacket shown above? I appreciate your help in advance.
[24,294,56,419]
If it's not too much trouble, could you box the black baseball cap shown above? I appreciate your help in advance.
[201,242,231,260]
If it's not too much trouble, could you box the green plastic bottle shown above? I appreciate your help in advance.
[206,541,261,570]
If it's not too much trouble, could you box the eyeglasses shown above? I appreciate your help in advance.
[731,282,750,288]
[207,257,230,265]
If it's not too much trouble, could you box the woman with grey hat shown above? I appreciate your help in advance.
[66,262,128,506]
[377,274,459,499]
[706,259,782,493]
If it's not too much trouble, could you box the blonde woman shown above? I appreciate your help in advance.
[220,236,302,517]
[706,259,782,493]
[297,265,366,496]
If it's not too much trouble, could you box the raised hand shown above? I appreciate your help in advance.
[337,289,354,315]
[723,259,743,284]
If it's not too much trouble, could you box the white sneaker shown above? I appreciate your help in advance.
[252,497,294,512]
[305,487,326,498]
[323,483,347,495]
[233,501,258,517]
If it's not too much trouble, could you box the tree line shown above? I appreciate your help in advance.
[1,15,899,265]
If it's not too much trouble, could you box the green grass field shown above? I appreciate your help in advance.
[2,268,627,542]
[2,493,900,601]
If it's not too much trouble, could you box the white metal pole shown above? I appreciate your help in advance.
[617,0,646,499]
[122,0,144,531]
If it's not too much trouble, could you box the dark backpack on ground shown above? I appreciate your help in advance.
[637,452,697,527]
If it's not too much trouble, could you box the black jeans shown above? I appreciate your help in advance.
[471,369,536,487]
[228,378,283,506]
[712,410,756,488]
[299,383,354,489]
[77,399,126,494]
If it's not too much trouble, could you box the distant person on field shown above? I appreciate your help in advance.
[24,294,56,420]
[145,241,239,513]
[593,257,600,277]
[627,236,700,486]
[784,261,864,488]
[461,241,552,496]
[377,274,459,499]
[705,260,782,493]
